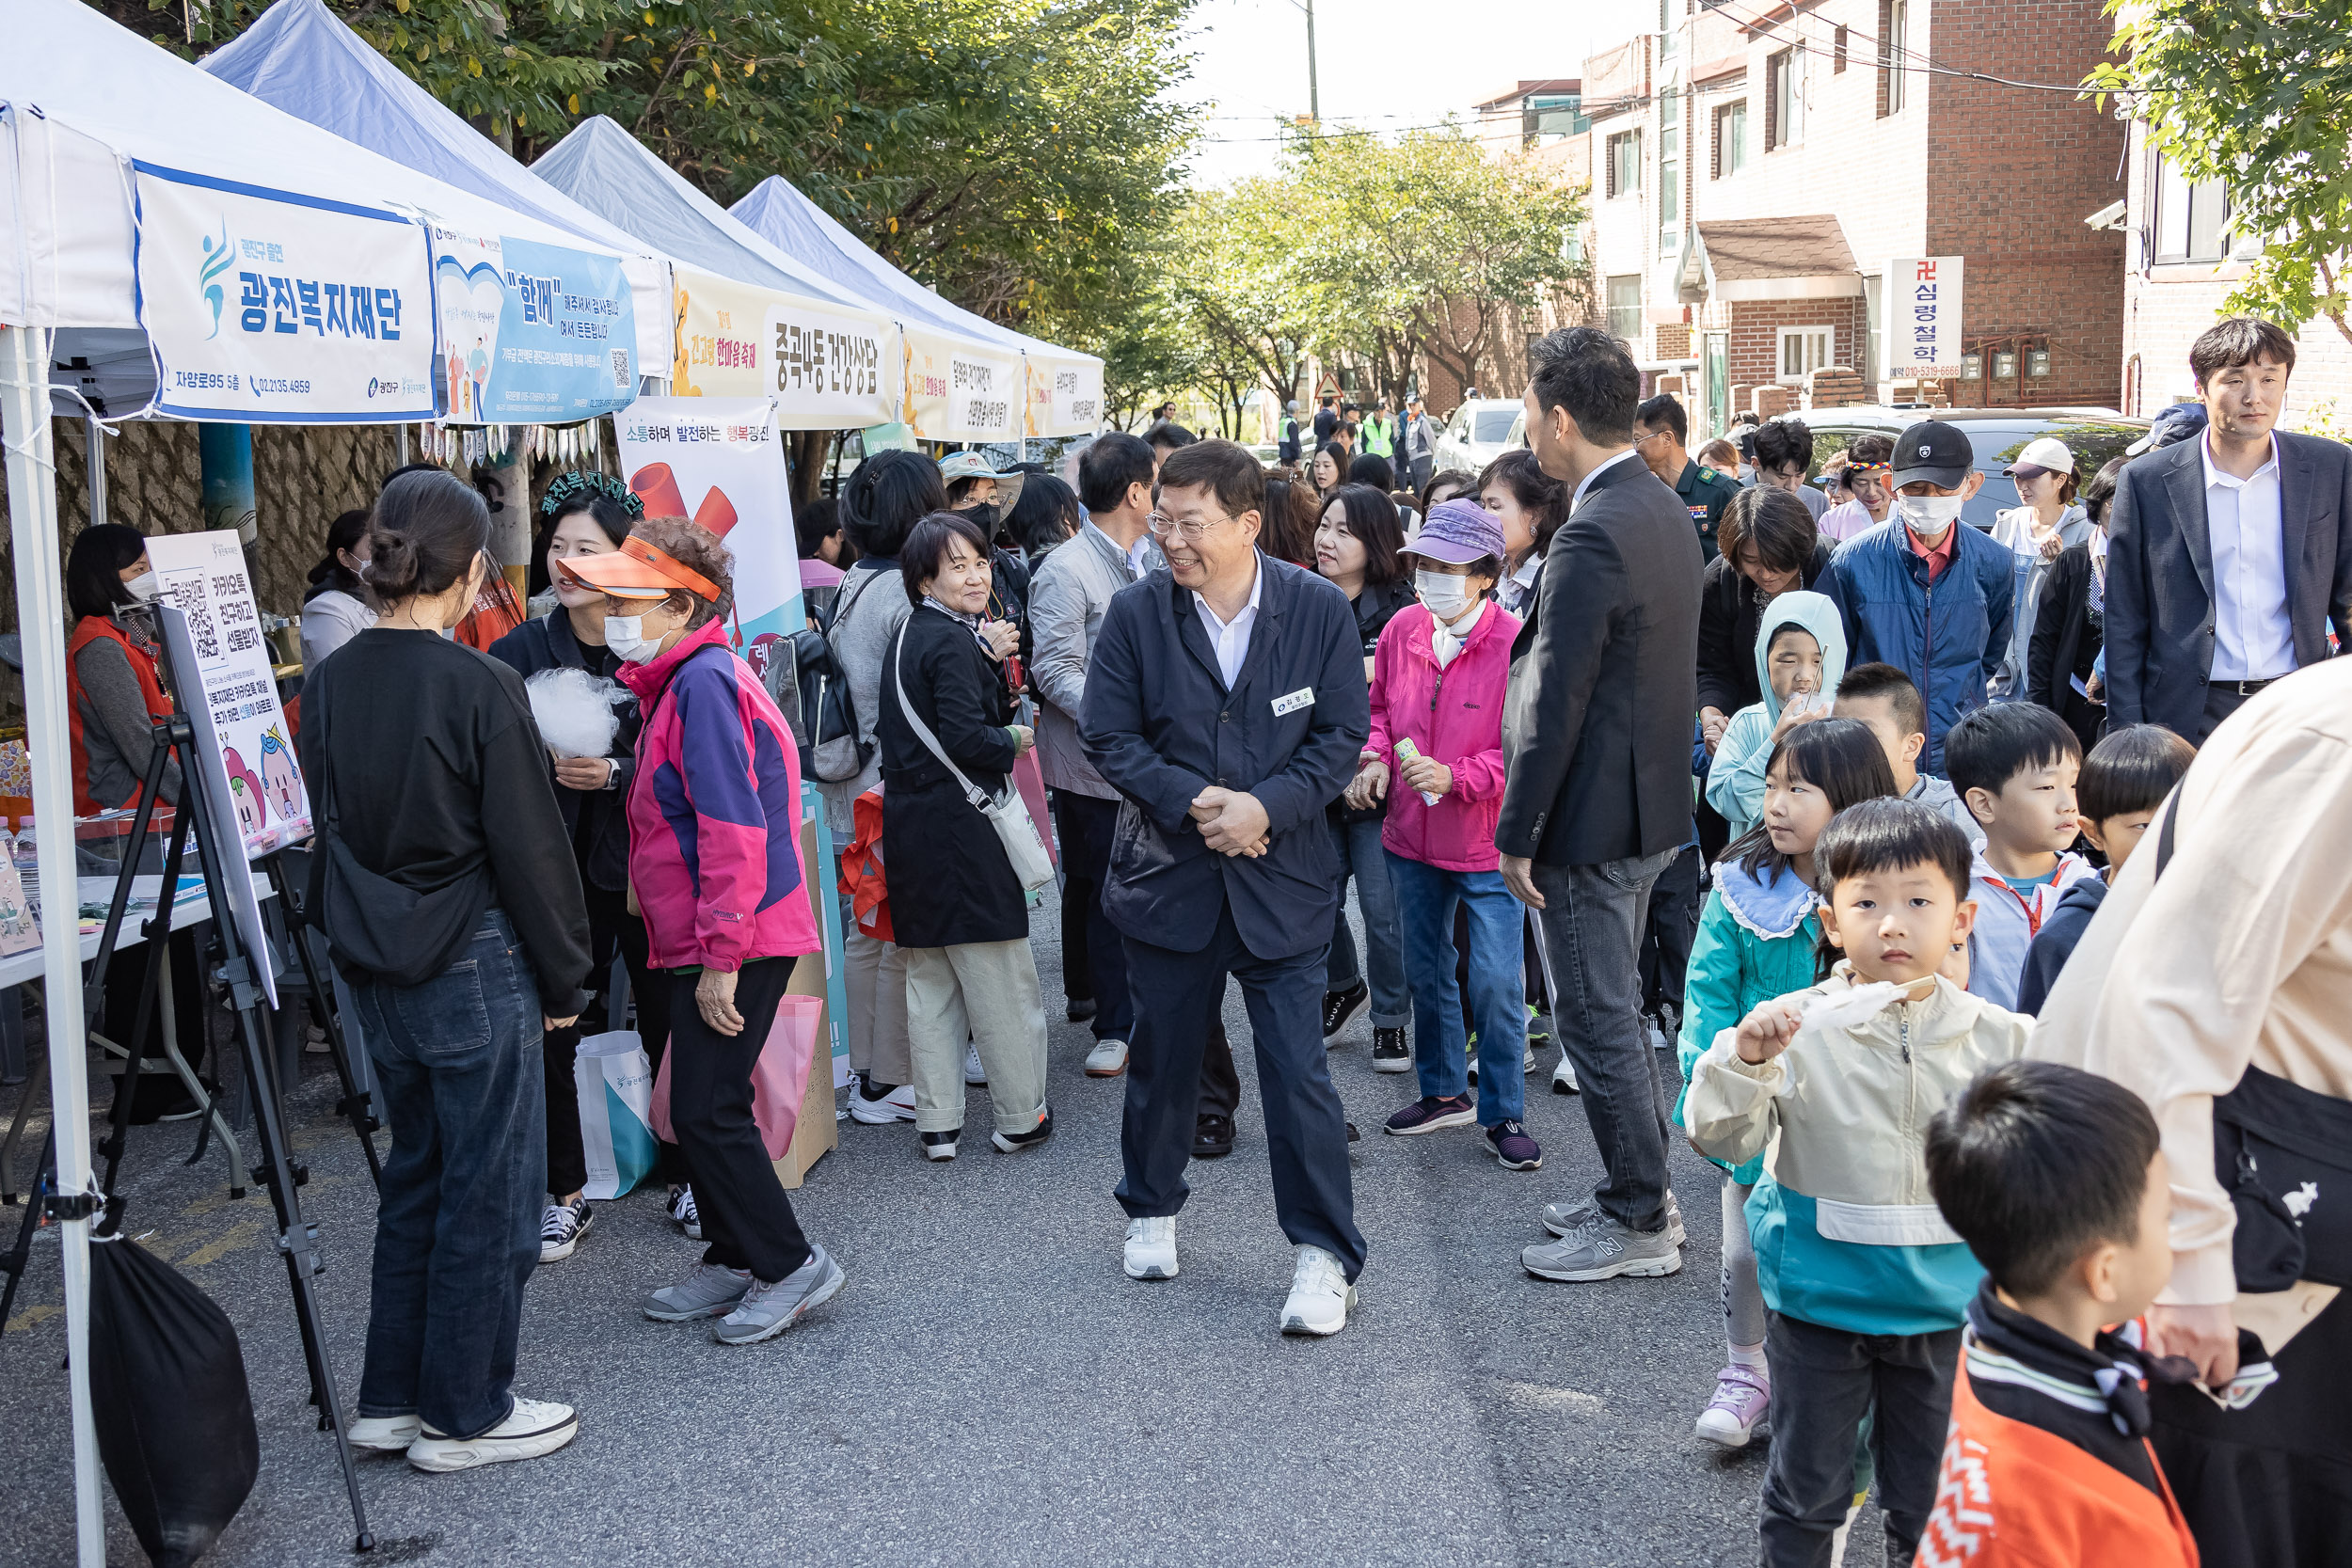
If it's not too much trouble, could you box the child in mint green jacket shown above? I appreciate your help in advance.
[1676,719,1897,1452]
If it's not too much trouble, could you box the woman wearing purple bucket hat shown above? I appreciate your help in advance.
[1344,499,1542,1170]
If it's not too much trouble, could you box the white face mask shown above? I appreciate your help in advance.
[603,613,661,664]
[122,571,160,603]
[1898,493,1967,534]
[1415,569,1472,619]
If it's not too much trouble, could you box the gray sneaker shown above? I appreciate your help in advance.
[1542,1190,1685,1247]
[642,1261,753,1322]
[1522,1212,1683,1281]
[714,1245,847,1344]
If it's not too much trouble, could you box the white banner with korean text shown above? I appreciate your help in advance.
[1885,257,1964,380]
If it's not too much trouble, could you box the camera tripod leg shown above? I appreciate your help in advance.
[1,1051,45,1204]
[0,1129,54,1336]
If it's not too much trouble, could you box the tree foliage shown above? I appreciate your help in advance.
[2089,0,2352,346]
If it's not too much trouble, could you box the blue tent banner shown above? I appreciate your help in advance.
[131,162,436,422]
[431,227,638,423]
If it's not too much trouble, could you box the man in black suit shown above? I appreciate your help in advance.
[2106,316,2352,742]
[1498,325,1703,1284]
[1081,439,1371,1337]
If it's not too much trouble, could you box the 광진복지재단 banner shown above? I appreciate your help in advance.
[132,162,435,421]
[430,227,639,424]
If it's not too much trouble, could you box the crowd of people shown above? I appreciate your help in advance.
[60,310,2352,1564]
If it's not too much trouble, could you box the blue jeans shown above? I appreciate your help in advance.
[353,911,546,1440]
[1326,814,1409,1029]
[1386,853,1528,1124]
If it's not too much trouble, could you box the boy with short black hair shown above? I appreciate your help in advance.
[1834,662,1983,847]
[1918,1059,2198,1567]
[2015,725,2197,1013]
[1686,799,2034,1568]
[1944,703,2094,1011]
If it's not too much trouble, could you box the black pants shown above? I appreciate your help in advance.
[540,881,675,1196]
[1760,1311,1960,1568]
[1637,844,1702,1014]
[664,956,811,1283]
[2198,680,2263,744]
[1053,792,1133,1043]
[1118,903,1362,1277]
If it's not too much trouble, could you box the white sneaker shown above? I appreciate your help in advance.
[1523,1043,1538,1074]
[847,1079,917,1124]
[405,1396,579,1473]
[963,1042,987,1085]
[667,1184,702,1241]
[1551,1056,1580,1095]
[1123,1215,1178,1280]
[1279,1244,1356,1337]
[1083,1037,1130,1077]
[346,1414,421,1452]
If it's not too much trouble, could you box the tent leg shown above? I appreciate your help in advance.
[3,324,107,1567]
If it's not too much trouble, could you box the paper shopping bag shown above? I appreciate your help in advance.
[574,1031,658,1199]
[647,992,826,1162]
[1011,747,1057,870]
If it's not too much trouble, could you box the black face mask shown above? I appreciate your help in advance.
[963,501,1002,538]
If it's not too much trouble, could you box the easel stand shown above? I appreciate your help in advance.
[0,662,377,1550]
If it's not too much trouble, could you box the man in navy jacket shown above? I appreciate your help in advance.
[1082,439,1372,1337]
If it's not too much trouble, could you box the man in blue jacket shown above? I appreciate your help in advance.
[1081,438,1372,1337]
[1828,420,2013,772]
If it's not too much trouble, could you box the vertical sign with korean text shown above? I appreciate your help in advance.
[133,163,435,421]
[903,327,1019,442]
[430,227,638,423]
[1025,352,1104,437]
[1885,257,1964,379]
[669,266,895,427]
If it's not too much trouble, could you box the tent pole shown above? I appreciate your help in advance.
[84,418,105,527]
[1,325,106,1568]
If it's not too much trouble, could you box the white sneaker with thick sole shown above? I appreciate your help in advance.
[405,1397,579,1473]
[1123,1215,1178,1280]
[1083,1037,1129,1077]
[346,1414,421,1452]
[1551,1056,1580,1095]
[847,1080,917,1124]
[963,1042,987,1085]
[1279,1244,1356,1336]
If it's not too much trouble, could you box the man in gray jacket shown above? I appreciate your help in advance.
[1031,433,1165,1079]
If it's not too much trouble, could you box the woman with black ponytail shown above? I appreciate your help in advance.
[303,467,594,1473]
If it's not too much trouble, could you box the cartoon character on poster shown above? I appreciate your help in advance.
[259,725,304,823]
[224,747,266,839]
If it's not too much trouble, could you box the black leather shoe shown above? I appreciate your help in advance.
[1346,1121,1361,1143]
[1322,982,1369,1038]
[1066,997,1096,1022]
[1191,1114,1235,1159]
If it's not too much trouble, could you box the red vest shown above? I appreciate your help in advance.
[1917,1359,2199,1568]
[65,615,171,815]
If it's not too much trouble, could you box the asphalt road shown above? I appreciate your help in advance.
[0,887,1885,1567]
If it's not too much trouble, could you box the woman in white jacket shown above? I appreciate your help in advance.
[1987,436,2090,703]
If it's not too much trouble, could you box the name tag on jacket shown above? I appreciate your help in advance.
[1271,687,1315,717]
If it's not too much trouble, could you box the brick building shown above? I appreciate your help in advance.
[1581,0,2129,442]
[2115,119,2352,433]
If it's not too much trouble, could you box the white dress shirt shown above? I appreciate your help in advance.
[2201,433,2296,681]
[1192,551,1263,688]
[1571,447,1647,512]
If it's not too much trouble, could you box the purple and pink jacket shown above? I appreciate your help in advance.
[1364,600,1521,873]
[616,619,821,974]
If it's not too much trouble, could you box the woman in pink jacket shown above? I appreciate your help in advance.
[1342,499,1537,1170]
[555,518,844,1347]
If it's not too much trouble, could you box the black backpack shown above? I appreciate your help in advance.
[790,570,881,783]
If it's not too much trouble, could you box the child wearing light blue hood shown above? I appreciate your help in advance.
[1704,590,1849,840]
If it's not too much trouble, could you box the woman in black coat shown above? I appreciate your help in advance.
[2026,456,2123,753]
[878,512,1052,1163]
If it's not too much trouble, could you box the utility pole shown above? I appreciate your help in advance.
[1305,0,1319,122]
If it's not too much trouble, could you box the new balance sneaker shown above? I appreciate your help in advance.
[847,1076,917,1124]
[1520,1212,1683,1282]
[346,1414,421,1452]
[920,1129,960,1162]
[1124,1215,1178,1279]
[993,1105,1054,1153]
[1542,1190,1685,1247]
[1371,1026,1410,1073]
[667,1184,702,1241]
[405,1397,578,1473]
[1322,981,1369,1039]
[538,1196,594,1263]
[713,1245,847,1345]
[1550,1055,1581,1095]
[1083,1037,1129,1077]
[963,1042,987,1085]
[1695,1365,1772,1449]
[1486,1120,1543,1170]
[1279,1244,1356,1336]
[1384,1093,1475,1135]
[642,1261,753,1322]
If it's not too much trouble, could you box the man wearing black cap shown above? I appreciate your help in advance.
[1826,420,2013,772]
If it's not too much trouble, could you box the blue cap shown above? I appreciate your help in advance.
[1404,498,1506,565]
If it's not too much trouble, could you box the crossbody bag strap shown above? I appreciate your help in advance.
[890,619,991,811]
[2153,790,2180,880]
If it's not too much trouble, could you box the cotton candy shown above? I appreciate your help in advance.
[527,666,626,760]
[1800,980,1908,1035]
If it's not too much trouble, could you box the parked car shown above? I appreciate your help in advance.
[1797,407,2150,531]
[1432,398,1527,475]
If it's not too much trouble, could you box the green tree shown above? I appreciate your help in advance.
[2090,0,2352,346]
[1168,182,1321,425]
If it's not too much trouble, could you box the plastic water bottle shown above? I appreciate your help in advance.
[1391,739,1440,807]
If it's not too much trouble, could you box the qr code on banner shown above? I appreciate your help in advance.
[612,350,631,389]
[170,581,220,660]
